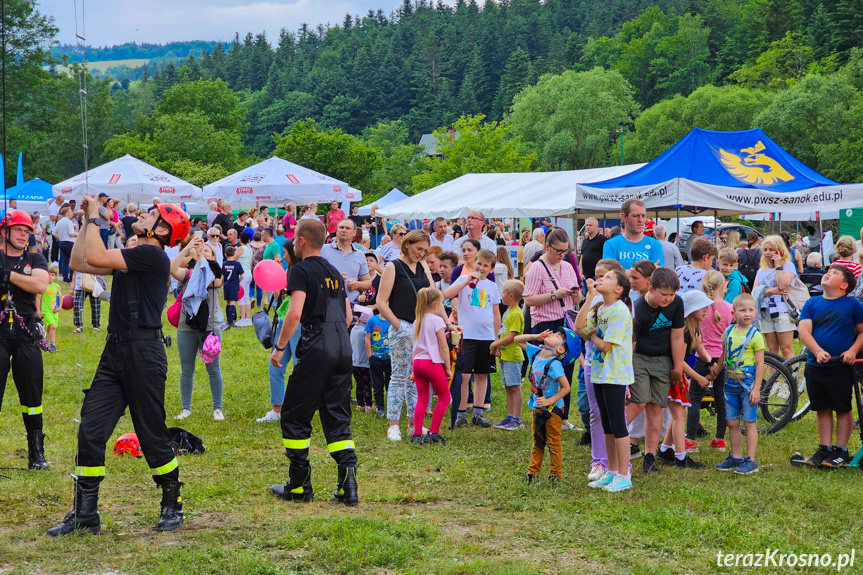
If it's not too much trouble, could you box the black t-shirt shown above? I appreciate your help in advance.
[286,255,348,325]
[581,233,607,279]
[232,222,246,236]
[632,294,685,357]
[452,224,463,239]
[109,244,170,333]
[349,215,366,229]
[361,274,381,306]
[212,213,233,236]
[120,215,138,239]
[2,250,48,316]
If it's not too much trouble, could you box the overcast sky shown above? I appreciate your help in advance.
[40,0,419,47]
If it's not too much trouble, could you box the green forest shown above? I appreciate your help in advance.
[9,0,863,201]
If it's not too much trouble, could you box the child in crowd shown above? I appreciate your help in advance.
[444,249,501,428]
[627,267,684,474]
[629,260,656,304]
[687,270,732,452]
[576,270,634,493]
[38,265,62,352]
[716,293,765,474]
[655,290,711,469]
[675,237,718,294]
[514,327,576,484]
[357,252,381,307]
[490,279,525,430]
[718,248,748,303]
[351,308,374,413]
[365,309,392,418]
[437,250,459,316]
[798,265,863,468]
[222,245,244,328]
[410,287,452,445]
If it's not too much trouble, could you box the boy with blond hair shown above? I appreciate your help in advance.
[490,279,526,430]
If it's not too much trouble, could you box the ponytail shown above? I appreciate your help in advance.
[414,287,444,339]
[702,270,725,323]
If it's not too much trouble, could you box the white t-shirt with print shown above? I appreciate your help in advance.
[451,275,500,340]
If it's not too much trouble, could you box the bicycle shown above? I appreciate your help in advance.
[781,352,811,421]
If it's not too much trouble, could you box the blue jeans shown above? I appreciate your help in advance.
[59,241,73,282]
[251,278,263,306]
[99,229,109,247]
[177,330,223,410]
[268,320,302,406]
[577,365,590,430]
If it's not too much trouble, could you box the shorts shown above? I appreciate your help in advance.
[631,353,672,407]
[500,359,523,387]
[461,339,496,374]
[42,311,58,327]
[668,376,690,407]
[224,285,239,301]
[725,384,758,423]
[759,312,795,334]
[806,363,854,414]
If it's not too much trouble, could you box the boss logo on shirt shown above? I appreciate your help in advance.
[618,249,652,261]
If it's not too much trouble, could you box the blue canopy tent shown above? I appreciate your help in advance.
[576,128,863,218]
[7,178,54,214]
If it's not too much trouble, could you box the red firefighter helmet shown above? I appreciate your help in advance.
[113,433,143,457]
[0,209,34,232]
[153,204,190,247]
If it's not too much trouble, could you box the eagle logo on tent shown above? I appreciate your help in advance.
[719,141,794,185]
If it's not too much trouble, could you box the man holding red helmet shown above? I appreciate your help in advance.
[49,196,190,537]
[0,209,50,471]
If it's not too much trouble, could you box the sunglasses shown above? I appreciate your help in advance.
[394,232,407,237]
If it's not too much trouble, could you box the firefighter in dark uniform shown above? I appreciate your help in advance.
[48,196,190,537]
[270,218,358,505]
[0,210,50,470]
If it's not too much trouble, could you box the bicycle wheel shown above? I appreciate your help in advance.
[782,353,810,421]
[758,354,798,434]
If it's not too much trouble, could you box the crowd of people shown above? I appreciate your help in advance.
[8,191,863,536]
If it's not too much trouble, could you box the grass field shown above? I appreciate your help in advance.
[2,300,863,574]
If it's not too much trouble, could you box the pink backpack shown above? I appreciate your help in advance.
[200,332,221,364]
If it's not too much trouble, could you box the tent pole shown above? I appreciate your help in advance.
[819,215,824,259]
[676,207,680,246]
[714,209,719,246]
[572,209,579,256]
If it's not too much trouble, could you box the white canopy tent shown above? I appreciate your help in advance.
[742,210,840,222]
[202,156,360,209]
[358,188,408,216]
[376,165,644,220]
[53,155,202,204]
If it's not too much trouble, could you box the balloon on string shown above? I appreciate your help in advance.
[238,286,245,300]
[61,294,74,310]
[253,260,286,292]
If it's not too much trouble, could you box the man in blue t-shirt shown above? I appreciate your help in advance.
[602,198,665,270]
[798,264,863,468]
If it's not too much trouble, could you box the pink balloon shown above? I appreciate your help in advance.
[238,286,245,300]
[253,259,287,292]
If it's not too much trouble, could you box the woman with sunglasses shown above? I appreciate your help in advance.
[376,223,407,264]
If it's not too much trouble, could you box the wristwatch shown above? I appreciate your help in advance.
[88,218,101,227]
[550,293,557,301]
[273,342,286,352]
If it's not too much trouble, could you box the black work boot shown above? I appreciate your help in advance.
[47,484,101,537]
[27,431,49,471]
[270,463,314,502]
[156,480,184,532]
[333,466,358,506]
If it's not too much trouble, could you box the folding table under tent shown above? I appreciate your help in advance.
[7,178,54,213]
[376,164,644,220]
[202,156,360,209]
[357,188,408,216]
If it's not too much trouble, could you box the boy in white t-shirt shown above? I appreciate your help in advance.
[444,249,501,428]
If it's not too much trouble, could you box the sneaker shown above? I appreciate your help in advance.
[493,416,513,429]
[407,426,428,436]
[547,476,561,485]
[376,409,386,419]
[696,424,709,438]
[235,318,252,327]
[629,443,643,460]
[423,433,447,446]
[560,421,577,431]
[577,430,591,446]
[256,410,281,423]
[386,425,402,441]
[708,438,727,452]
[715,455,743,471]
[525,473,539,486]
[805,445,832,467]
[453,414,469,429]
[213,409,225,421]
[174,409,191,420]
[734,457,759,474]
[642,453,660,474]
[655,447,675,464]
[602,474,633,492]
[471,412,492,428]
[674,455,705,469]
[685,438,698,453]
[364,406,374,413]
[821,447,851,468]
[497,418,523,431]
[409,434,424,446]
[587,464,606,481]
[588,471,614,489]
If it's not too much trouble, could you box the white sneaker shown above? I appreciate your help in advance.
[406,426,428,436]
[256,410,280,423]
[174,409,191,420]
[213,409,225,421]
[387,425,402,441]
[235,319,252,327]
[587,464,606,481]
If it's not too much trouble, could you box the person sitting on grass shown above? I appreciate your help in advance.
[715,293,765,474]
[798,265,863,468]
[514,327,575,485]
[489,279,526,431]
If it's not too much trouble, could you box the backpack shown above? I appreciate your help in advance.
[737,248,760,288]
